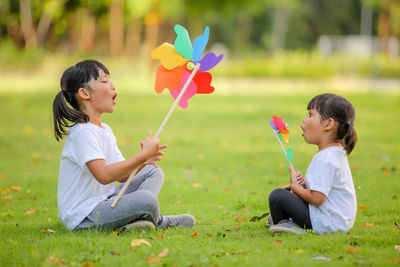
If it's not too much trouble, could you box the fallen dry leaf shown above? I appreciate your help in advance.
[10,186,21,192]
[237,206,252,212]
[82,261,93,267]
[41,228,56,233]
[295,249,303,255]
[192,183,202,188]
[23,126,33,135]
[49,256,65,265]
[176,200,182,204]
[357,205,368,210]
[189,232,198,237]
[158,248,168,257]
[0,188,9,194]
[0,174,6,179]
[391,258,400,263]
[234,226,241,231]
[145,256,160,264]
[131,239,151,247]
[250,212,270,222]
[206,232,213,237]
[111,251,122,256]
[346,247,359,254]
[24,208,37,215]
[395,245,400,251]
[362,222,374,228]
[235,235,242,239]
[212,219,217,223]
[224,187,230,192]
[236,216,248,222]
[274,240,284,245]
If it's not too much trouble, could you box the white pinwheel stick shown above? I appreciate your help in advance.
[272,129,295,171]
[111,63,201,208]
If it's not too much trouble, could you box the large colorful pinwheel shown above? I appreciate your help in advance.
[151,24,223,108]
[269,115,294,167]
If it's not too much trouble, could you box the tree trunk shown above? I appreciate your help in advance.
[234,10,252,52]
[78,8,96,53]
[125,17,142,58]
[271,6,289,53]
[19,0,37,49]
[143,12,160,68]
[378,0,391,53]
[109,0,124,56]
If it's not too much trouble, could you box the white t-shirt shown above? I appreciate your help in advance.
[305,146,357,234]
[57,122,124,230]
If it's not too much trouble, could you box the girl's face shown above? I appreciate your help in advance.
[87,69,117,114]
[301,109,325,145]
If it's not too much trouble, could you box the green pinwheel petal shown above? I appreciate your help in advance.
[174,24,193,61]
[286,147,294,162]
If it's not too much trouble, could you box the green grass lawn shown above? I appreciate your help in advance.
[0,87,399,266]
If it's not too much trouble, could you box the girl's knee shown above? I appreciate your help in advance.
[269,188,286,204]
[135,190,160,222]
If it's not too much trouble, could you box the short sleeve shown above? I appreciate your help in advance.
[71,128,106,168]
[306,159,336,197]
[113,146,125,163]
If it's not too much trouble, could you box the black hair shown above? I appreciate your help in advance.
[307,93,357,155]
[53,60,109,141]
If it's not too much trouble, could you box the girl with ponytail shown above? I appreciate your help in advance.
[268,93,358,235]
[53,60,195,231]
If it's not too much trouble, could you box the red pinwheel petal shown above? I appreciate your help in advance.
[272,115,287,131]
[193,71,214,94]
[155,65,185,93]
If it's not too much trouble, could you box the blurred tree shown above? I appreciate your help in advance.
[109,0,124,55]
[363,0,400,53]
[125,0,151,57]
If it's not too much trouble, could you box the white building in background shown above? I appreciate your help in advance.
[317,35,399,58]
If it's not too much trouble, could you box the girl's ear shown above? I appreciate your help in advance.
[323,118,335,131]
[77,88,91,100]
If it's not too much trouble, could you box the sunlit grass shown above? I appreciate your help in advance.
[0,82,399,266]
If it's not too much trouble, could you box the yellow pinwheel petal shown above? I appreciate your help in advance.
[151,42,187,70]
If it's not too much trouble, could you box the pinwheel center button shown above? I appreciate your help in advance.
[186,61,195,71]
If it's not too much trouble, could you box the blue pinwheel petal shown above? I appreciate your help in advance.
[174,24,193,61]
[192,26,209,63]
[198,52,223,72]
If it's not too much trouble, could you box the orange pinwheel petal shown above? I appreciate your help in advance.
[155,65,185,93]
[151,42,187,70]
[193,71,214,94]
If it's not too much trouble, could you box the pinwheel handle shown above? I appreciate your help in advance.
[111,63,201,208]
[272,129,295,170]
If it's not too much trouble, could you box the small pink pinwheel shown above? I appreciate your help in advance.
[151,24,223,108]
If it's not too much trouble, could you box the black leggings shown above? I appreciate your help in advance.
[268,188,312,229]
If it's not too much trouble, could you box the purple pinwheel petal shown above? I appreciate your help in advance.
[270,120,278,130]
[198,52,223,72]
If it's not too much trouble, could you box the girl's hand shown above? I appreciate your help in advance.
[289,166,299,187]
[295,171,306,189]
[140,140,167,168]
[141,131,160,159]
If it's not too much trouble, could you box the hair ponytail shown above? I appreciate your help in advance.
[52,60,109,141]
[53,90,89,141]
[343,124,357,155]
[307,93,357,155]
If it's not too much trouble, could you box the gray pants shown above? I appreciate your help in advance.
[76,165,164,230]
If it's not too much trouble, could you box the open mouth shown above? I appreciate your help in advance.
[112,93,117,104]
